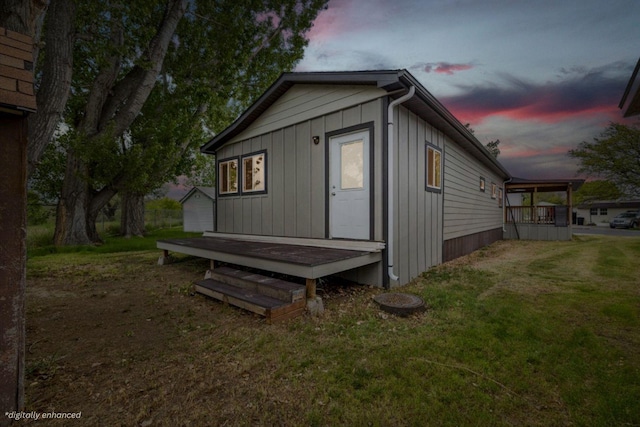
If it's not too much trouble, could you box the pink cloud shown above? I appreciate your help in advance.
[442,69,628,125]
[501,145,569,159]
[411,61,474,76]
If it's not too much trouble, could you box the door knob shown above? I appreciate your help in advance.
[331,192,336,196]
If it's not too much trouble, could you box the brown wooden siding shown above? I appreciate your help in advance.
[443,227,503,262]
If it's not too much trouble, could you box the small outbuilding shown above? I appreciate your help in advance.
[180,187,216,232]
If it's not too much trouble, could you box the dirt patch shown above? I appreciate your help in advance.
[24,252,378,425]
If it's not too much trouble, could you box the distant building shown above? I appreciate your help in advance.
[180,187,216,232]
[575,200,640,225]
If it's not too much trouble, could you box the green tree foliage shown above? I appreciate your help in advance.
[569,123,640,197]
[521,192,566,206]
[36,0,328,244]
[572,180,622,205]
[26,191,52,225]
[464,124,500,157]
[485,139,500,158]
[186,152,217,188]
[147,197,182,211]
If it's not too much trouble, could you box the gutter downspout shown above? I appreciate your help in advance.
[387,86,415,282]
[502,177,513,232]
[503,178,520,239]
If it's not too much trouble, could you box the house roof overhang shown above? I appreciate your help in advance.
[201,70,511,180]
[506,177,585,193]
[619,57,640,118]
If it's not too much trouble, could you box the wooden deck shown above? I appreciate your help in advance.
[157,234,384,320]
[157,235,383,279]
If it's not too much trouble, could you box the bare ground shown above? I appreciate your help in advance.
[25,251,376,426]
[22,237,639,425]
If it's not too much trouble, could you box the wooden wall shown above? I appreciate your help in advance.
[216,87,385,241]
[504,224,572,241]
[443,140,505,241]
[391,105,444,285]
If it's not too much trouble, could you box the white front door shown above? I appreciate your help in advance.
[329,130,370,239]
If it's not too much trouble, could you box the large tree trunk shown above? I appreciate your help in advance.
[53,0,187,246]
[120,192,146,237]
[54,150,92,246]
[87,187,118,242]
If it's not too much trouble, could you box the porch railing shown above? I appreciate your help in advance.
[506,206,557,224]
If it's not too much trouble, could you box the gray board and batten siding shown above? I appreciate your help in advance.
[181,187,216,233]
[214,84,386,242]
[203,70,511,287]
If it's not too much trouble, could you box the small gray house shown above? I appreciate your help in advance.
[180,186,216,232]
[160,70,512,294]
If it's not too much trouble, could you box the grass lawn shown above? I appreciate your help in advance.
[25,232,640,426]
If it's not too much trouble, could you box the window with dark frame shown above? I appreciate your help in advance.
[491,183,497,199]
[498,188,503,208]
[241,151,267,194]
[218,158,238,195]
[426,143,442,192]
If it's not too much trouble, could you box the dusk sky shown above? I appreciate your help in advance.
[295,0,640,179]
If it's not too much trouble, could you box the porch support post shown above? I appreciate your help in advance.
[204,259,216,279]
[157,249,173,265]
[567,184,573,226]
[305,278,316,299]
[305,278,324,316]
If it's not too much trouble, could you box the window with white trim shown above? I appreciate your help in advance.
[426,144,442,191]
[491,183,497,199]
[242,151,266,193]
[218,158,238,195]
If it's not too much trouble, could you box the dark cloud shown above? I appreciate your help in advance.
[410,61,474,75]
[440,62,634,124]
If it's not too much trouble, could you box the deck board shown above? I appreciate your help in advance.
[157,236,382,279]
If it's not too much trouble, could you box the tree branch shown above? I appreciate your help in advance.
[27,0,75,177]
[99,0,188,138]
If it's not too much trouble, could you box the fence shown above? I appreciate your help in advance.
[96,209,183,233]
[505,205,571,227]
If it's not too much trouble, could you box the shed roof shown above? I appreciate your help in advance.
[179,186,216,204]
[201,70,510,179]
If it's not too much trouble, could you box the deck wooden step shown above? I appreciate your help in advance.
[195,279,305,323]
[208,266,306,303]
